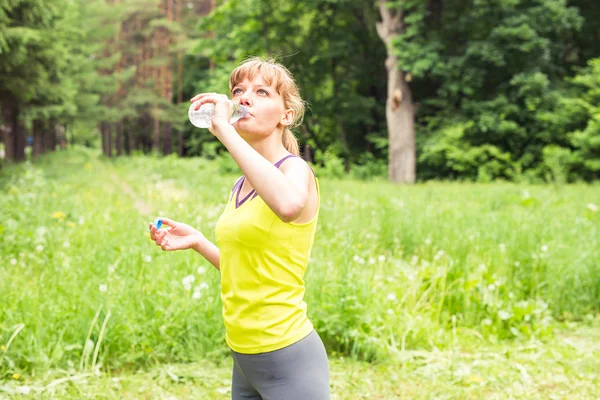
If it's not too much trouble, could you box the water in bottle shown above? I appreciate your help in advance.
[188,100,248,128]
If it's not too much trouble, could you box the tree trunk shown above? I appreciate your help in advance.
[304,144,313,163]
[153,117,160,151]
[124,118,131,155]
[178,131,184,156]
[2,102,16,162]
[134,129,141,152]
[115,121,123,156]
[46,121,57,153]
[33,120,44,158]
[332,58,350,172]
[163,122,172,155]
[100,122,107,155]
[376,0,416,183]
[15,118,26,161]
[209,0,216,71]
[106,122,113,157]
[299,124,313,163]
[1,103,26,162]
[176,0,185,156]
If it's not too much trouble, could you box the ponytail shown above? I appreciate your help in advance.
[282,128,300,156]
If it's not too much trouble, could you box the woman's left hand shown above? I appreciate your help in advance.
[189,92,232,136]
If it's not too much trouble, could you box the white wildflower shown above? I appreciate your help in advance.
[387,309,394,315]
[587,203,599,212]
[368,257,376,265]
[192,291,202,300]
[425,238,432,246]
[63,241,70,248]
[182,275,195,288]
[483,318,492,326]
[488,284,496,291]
[143,255,152,263]
[378,255,386,262]
[514,261,520,267]
[434,250,445,261]
[16,386,31,395]
[499,244,506,253]
[541,245,548,252]
[36,245,44,252]
[197,266,206,275]
[498,310,512,320]
[99,284,108,293]
[387,293,397,302]
[10,258,17,265]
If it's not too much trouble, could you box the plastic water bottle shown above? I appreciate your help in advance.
[188,100,248,128]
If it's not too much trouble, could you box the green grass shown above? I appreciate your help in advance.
[1,323,599,398]
[1,147,599,398]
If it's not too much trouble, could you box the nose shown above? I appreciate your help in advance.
[239,92,251,107]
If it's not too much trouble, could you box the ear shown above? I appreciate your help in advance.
[281,108,295,126]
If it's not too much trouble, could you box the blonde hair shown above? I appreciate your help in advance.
[230,57,305,155]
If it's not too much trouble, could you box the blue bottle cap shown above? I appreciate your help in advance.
[153,218,162,230]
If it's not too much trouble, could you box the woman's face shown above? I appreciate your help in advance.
[231,74,293,138]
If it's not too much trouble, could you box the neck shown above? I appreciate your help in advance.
[242,129,289,163]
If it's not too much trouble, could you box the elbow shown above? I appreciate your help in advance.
[277,199,306,223]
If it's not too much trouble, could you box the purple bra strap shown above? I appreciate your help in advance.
[274,154,298,168]
[230,176,244,200]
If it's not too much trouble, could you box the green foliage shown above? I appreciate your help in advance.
[395,0,593,182]
[192,0,388,165]
[0,0,599,181]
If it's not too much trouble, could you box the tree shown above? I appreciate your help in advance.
[376,0,416,183]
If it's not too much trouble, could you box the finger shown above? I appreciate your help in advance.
[158,217,177,229]
[149,224,156,240]
[190,92,217,103]
[155,231,165,245]
[195,95,228,110]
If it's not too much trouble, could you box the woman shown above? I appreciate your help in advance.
[148,57,330,400]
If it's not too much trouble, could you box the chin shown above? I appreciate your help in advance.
[234,122,272,138]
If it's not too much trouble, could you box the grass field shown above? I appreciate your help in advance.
[1,147,599,398]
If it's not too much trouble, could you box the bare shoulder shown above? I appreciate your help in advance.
[279,156,317,195]
[278,156,312,175]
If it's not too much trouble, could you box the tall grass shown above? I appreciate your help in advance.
[1,147,598,375]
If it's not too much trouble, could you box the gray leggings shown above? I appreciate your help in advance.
[230,330,330,400]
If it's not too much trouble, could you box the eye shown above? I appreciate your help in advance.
[258,89,269,95]
[232,88,243,95]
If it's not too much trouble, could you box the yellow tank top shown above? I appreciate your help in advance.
[215,155,319,354]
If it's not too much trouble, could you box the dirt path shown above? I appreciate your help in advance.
[109,171,153,216]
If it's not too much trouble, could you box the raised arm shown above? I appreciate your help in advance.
[215,123,310,223]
